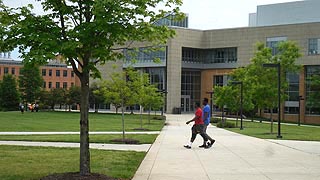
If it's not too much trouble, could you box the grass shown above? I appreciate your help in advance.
[0,134,157,144]
[0,111,164,132]
[214,119,320,141]
[0,145,145,180]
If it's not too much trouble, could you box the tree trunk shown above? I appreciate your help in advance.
[121,101,125,141]
[270,110,274,134]
[148,106,151,124]
[79,72,90,175]
[140,105,143,129]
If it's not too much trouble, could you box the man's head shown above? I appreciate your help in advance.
[202,98,209,105]
[195,102,200,108]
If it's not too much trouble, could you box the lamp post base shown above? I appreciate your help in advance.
[277,135,282,139]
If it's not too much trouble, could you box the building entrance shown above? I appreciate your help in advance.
[181,95,191,113]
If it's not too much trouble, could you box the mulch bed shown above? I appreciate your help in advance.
[40,172,124,180]
[110,138,139,144]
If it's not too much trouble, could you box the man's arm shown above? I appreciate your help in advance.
[186,115,201,124]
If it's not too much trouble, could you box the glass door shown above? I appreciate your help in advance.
[181,95,191,113]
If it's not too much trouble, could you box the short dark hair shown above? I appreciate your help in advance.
[203,98,209,103]
[195,102,200,108]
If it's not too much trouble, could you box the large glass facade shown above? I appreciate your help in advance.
[124,46,166,64]
[145,68,166,90]
[284,72,300,114]
[155,14,188,28]
[306,66,320,115]
[182,47,237,64]
[181,70,201,112]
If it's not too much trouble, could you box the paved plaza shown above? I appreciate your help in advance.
[133,114,320,180]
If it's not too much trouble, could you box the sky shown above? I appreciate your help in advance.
[3,0,301,59]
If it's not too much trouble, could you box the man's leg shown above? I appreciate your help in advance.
[199,124,208,147]
[184,126,197,149]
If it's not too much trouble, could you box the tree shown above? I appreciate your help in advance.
[0,75,20,111]
[67,86,81,111]
[0,0,183,175]
[89,82,104,113]
[19,62,43,105]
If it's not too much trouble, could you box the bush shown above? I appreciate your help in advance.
[152,115,166,120]
[217,121,236,128]
[211,117,221,123]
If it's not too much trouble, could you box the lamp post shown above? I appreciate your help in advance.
[298,96,304,126]
[263,63,282,138]
[206,91,214,117]
[231,81,243,130]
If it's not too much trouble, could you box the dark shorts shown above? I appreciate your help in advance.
[192,124,205,134]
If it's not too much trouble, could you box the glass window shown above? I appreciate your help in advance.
[308,38,320,55]
[71,82,74,87]
[48,82,52,88]
[182,47,237,64]
[266,37,287,56]
[42,69,46,76]
[56,82,60,88]
[43,82,46,88]
[4,67,8,74]
[56,70,60,77]
[124,46,166,64]
[11,68,15,75]
[305,66,320,115]
[63,82,67,89]
[71,71,74,77]
[214,75,224,87]
[63,70,67,77]
[49,70,52,76]
[181,70,201,112]
[145,68,166,90]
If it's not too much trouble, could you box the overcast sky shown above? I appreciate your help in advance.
[3,0,301,59]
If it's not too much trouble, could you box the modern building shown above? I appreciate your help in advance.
[95,1,320,124]
[249,0,320,27]
[0,58,79,90]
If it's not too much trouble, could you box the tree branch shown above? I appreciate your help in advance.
[68,57,82,78]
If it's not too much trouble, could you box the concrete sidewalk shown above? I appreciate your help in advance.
[133,114,320,180]
[0,141,151,152]
[0,131,160,135]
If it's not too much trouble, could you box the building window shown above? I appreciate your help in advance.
[63,82,68,89]
[308,38,320,55]
[63,70,68,77]
[43,82,46,88]
[56,70,60,77]
[71,82,74,87]
[42,69,46,76]
[213,75,229,87]
[71,71,74,77]
[182,47,237,64]
[284,72,299,114]
[49,70,52,76]
[266,37,287,56]
[145,68,166,90]
[124,46,167,64]
[11,68,15,75]
[306,66,320,115]
[4,67,8,74]
[48,82,52,89]
[56,82,60,88]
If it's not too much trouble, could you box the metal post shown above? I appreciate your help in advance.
[298,96,304,126]
[263,63,282,138]
[240,82,243,130]
[277,64,282,138]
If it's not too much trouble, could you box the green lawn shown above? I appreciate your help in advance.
[0,134,157,144]
[216,120,320,141]
[0,111,164,132]
[0,145,145,180]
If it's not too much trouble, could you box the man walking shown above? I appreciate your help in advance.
[184,103,214,149]
[199,98,215,148]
